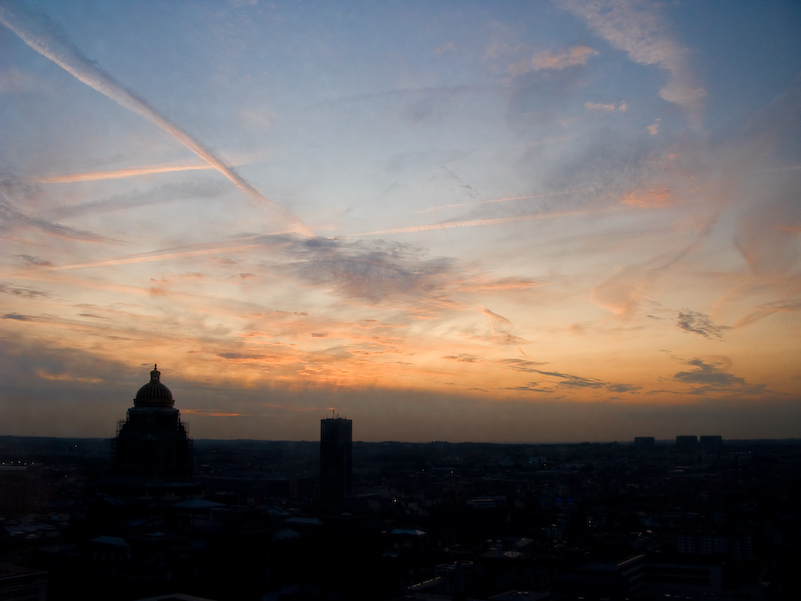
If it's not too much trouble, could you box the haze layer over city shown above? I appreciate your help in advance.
[1,0,800,443]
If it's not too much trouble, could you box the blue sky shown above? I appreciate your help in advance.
[1,0,800,442]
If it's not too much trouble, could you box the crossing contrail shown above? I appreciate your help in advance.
[0,2,312,236]
[0,237,269,279]
[414,188,594,214]
[33,162,214,183]
[347,205,621,238]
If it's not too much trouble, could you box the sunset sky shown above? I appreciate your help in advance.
[1,0,800,443]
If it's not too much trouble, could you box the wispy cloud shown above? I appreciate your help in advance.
[0,66,45,94]
[0,283,49,299]
[414,189,593,214]
[349,205,622,237]
[467,277,547,292]
[590,264,647,317]
[435,41,455,55]
[509,45,599,77]
[181,409,243,417]
[2,235,461,323]
[35,368,102,383]
[589,208,718,319]
[619,186,671,208]
[532,367,639,392]
[481,307,525,347]
[505,381,558,394]
[216,352,267,364]
[677,310,728,339]
[499,358,548,373]
[0,2,310,235]
[732,299,801,329]
[557,0,706,123]
[670,358,763,396]
[296,237,455,304]
[0,198,112,243]
[483,307,512,327]
[585,101,628,113]
[3,313,34,321]
[444,354,481,363]
[17,254,53,267]
[42,180,229,220]
[503,362,641,395]
[734,190,801,276]
[1,237,271,276]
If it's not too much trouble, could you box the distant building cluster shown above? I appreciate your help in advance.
[634,435,725,455]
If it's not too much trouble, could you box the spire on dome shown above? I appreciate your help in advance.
[135,364,173,406]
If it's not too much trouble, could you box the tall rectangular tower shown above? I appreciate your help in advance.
[676,435,698,453]
[320,416,352,508]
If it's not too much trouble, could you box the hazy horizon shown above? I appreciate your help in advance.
[1,1,800,443]
[3,431,799,446]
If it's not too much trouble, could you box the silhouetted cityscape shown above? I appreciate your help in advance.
[0,369,799,600]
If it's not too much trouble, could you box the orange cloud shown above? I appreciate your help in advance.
[620,186,672,208]
[469,277,547,291]
[732,300,801,329]
[482,307,512,327]
[35,369,102,383]
[33,162,213,183]
[509,45,599,76]
[181,409,242,417]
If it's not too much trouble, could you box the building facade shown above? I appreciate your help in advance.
[319,417,352,508]
[108,365,198,496]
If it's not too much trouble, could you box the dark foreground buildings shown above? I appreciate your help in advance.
[0,564,47,601]
[1,372,800,600]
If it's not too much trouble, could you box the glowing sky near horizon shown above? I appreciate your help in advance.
[1,0,800,442]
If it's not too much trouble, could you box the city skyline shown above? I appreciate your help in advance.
[1,1,800,443]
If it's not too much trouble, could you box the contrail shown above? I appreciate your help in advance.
[0,236,269,278]
[762,164,801,172]
[42,180,229,220]
[43,240,269,272]
[0,200,114,243]
[33,162,214,183]
[347,206,621,238]
[414,188,594,214]
[0,2,312,236]
[483,307,512,327]
[46,244,266,271]
[486,312,499,347]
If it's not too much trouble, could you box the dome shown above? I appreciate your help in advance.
[134,365,174,407]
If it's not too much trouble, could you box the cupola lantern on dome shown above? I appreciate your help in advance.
[134,363,174,407]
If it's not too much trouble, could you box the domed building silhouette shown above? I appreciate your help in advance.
[108,364,199,495]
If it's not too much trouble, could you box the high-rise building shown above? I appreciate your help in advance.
[700,435,723,454]
[675,435,698,453]
[320,416,352,508]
